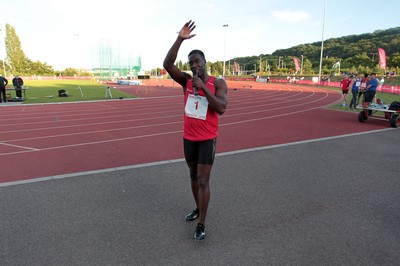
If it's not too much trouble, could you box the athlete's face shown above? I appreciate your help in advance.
[188,53,206,76]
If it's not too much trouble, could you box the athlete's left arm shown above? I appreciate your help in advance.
[202,78,228,115]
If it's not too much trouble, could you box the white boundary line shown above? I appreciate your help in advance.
[0,127,394,188]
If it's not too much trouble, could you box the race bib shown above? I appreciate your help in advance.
[185,94,208,120]
[356,81,361,86]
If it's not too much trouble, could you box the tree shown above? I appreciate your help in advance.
[303,59,313,74]
[63,68,79,76]
[389,53,400,67]
[5,23,27,74]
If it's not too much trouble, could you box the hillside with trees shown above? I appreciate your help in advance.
[228,27,400,77]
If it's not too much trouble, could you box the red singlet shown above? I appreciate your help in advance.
[184,76,218,141]
[341,78,351,91]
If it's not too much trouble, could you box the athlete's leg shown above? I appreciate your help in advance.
[184,139,200,211]
[196,164,212,226]
[186,161,199,208]
[196,138,216,226]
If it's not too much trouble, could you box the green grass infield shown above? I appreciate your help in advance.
[10,79,134,104]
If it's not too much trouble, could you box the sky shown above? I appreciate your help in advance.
[1,0,399,71]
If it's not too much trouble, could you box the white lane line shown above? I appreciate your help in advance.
[0,88,341,156]
[4,120,184,142]
[0,93,343,154]
[0,90,336,139]
[0,129,183,156]
[0,88,325,128]
[0,142,39,151]
[0,127,394,188]
[2,94,336,145]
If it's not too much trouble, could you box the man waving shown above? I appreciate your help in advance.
[163,20,228,241]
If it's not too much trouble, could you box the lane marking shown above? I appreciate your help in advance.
[0,99,341,154]
[0,127,394,188]
[0,142,39,151]
[0,87,335,128]
[0,93,362,156]
[3,94,333,142]
[0,130,183,156]
[1,90,336,136]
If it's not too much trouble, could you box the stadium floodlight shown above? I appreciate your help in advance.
[222,24,228,77]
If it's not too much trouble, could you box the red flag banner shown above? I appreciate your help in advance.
[293,57,300,71]
[234,61,239,72]
[378,48,386,69]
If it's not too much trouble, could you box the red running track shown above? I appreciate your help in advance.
[0,82,389,183]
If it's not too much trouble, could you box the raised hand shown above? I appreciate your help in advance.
[178,20,196,40]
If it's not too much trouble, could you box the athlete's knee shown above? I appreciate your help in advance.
[197,174,210,188]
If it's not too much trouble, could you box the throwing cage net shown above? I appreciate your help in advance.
[91,40,141,81]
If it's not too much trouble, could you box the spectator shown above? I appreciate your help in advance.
[364,73,379,103]
[12,75,24,98]
[0,75,8,103]
[380,77,385,87]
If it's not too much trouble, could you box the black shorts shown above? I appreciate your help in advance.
[364,90,376,103]
[184,138,217,165]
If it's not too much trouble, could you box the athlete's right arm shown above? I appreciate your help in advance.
[163,37,187,88]
[163,21,196,88]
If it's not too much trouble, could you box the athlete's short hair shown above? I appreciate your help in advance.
[188,49,206,61]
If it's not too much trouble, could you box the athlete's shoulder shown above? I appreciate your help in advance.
[213,77,226,84]
[213,77,228,93]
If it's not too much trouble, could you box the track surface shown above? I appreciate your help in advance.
[0,82,387,183]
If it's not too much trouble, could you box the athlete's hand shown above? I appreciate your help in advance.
[192,75,204,92]
[178,20,196,40]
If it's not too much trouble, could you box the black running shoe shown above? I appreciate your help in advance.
[185,208,199,221]
[193,223,205,240]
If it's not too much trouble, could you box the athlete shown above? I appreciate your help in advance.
[349,73,362,110]
[163,20,228,241]
[357,73,368,105]
[340,73,351,107]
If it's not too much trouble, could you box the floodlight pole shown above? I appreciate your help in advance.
[222,24,228,78]
[318,0,327,84]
